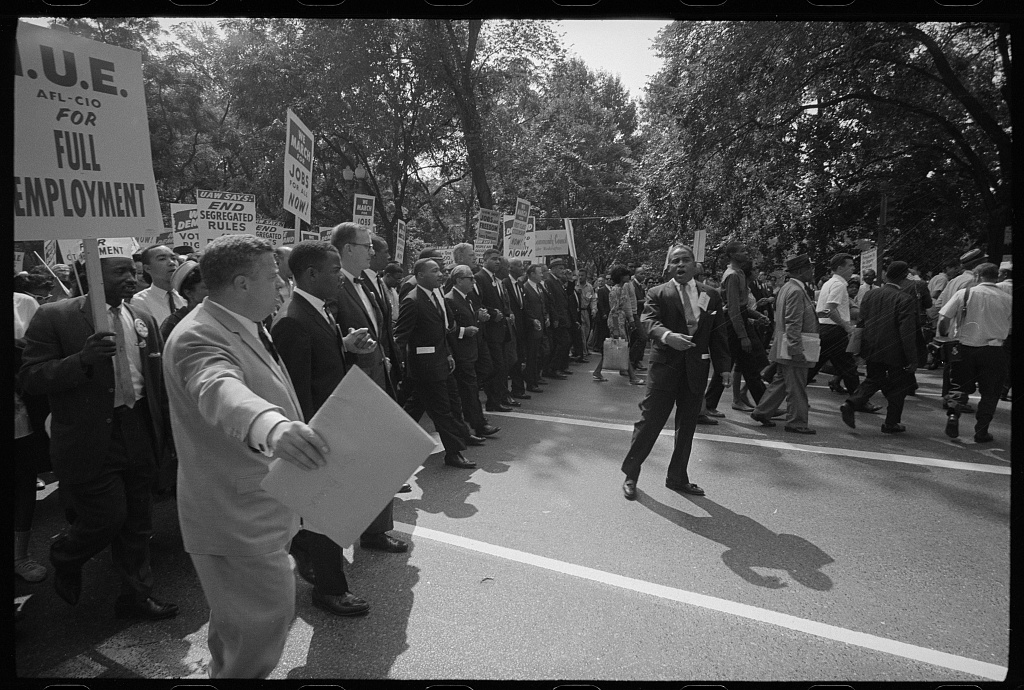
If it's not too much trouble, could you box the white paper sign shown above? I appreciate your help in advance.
[14,22,162,240]
[57,236,139,265]
[394,220,407,265]
[860,247,877,276]
[352,193,375,232]
[14,251,25,275]
[503,215,534,261]
[196,189,256,244]
[283,108,314,223]
[254,221,285,247]
[260,367,436,548]
[534,228,569,257]
[693,230,707,263]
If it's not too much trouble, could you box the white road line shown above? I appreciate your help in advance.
[489,411,1010,475]
[394,522,1007,681]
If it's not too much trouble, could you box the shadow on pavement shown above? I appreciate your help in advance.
[400,453,480,519]
[637,492,835,591]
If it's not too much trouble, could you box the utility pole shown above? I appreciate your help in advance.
[877,183,889,262]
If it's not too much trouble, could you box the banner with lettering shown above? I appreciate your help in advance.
[283,108,314,223]
[14,22,162,240]
[511,198,531,241]
[476,208,500,243]
[352,193,375,232]
[503,215,534,262]
[196,189,256,244]
[57,236,139,265]
[394,220,407,265]
[255,222,285,248]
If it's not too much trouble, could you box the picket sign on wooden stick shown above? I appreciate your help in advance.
[81,238,109,330]
[32,251,71,296]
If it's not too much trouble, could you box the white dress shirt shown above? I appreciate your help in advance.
[341,267,378,335]
[109,301,145,402]
[816,274,850,325]
[131,284,186,327]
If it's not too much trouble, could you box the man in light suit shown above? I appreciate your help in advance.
[272,241,377,617]
[19,256,176,619]
[164,234,331,678]
[749,254,819,434]
[621,244,732,500]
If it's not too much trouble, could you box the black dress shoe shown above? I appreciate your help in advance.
[444,452,477,469]
[311,590,370,617]
[622,479,637,501]
[839,402,856,429]
[974,431,994,443]
[945,413,959,439]
[750,412,776,427]
[114,596,179,620]
[397,483,412,493]
[292,553,317,585]
[485,404,513,412]
[880,423,906,434]
[858,402,883,414]
[53,565,82,606]
[511,393,531,400]
[526,386,543,393]
[633,363,648,372]
[665,480,705,496]
[558,370,574,376]
[504,399,522,407]
[467,435,486,446]
[477,425,501,436]
[784,425,817,435]
[696,415,719,425]
[536,378,549,384]
[360,534,409,553]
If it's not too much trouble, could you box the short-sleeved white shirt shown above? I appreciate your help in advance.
[938,283,1011,346]
[816,274,850,325]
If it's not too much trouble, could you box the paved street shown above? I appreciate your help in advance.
[15,357,1011,681]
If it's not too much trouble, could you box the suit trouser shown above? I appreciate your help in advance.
[50,403,156,602]
[725,326,767,403]
[847,361,915,426]
[546,325,571,373]
[289,528,348,595]
[570,319,586,358]
[405,374,473,438]
[752,363,809,427]
[405,377,468,454]
[483,337,509,406]
[809,324,859,394]
[507,335,525,396]
[628,318,646,365]
[191,549,294,679]
[453,356,487,432]
[621,366,704,485]
[524,335,542,387]
[948,345,1006,434]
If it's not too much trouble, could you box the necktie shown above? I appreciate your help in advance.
[258,323,281,364]
[430,291,445,320]
[679,282,698,335]
[110,304,136,408]
[168,290,178,318]
[355,275,381,333]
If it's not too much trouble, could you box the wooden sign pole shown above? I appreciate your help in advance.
[81,238,110,329]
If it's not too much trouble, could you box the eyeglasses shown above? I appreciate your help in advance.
[347,242,373,250]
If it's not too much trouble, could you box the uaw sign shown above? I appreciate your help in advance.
[171,203,201,250]
[14,22,162,240]
[196,189,256,244]
[352,193,375,231]
[254,221,285,247]
[283,108,314,223]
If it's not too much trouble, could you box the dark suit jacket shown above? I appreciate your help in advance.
[18,295,167,484]
[445,288,481,364]
[596,285,611,318]
[271,292,348,421]
[642,280,731,395]
[857,283,919,368]
[521,280,547,341]
[474,268,510,343]
[334,274,392,394]
[544,274,569,324]
[395,287,453,382]
[504,276,526,342]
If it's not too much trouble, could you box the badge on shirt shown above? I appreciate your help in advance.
[134,318,149,346]
[697,292,710,312]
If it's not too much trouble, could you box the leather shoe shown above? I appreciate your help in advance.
[750,412,776,427]
[536,378,549,385]
[477,425,501,436]
[444,452,477,468]
[544,373,568,380]
[485,404,513,412]
[114,596,179,620]
[696,414,719,425]
[622,479,637,501]
[880,423,906,434]
[633,363,648,371]
[504,399,522,407]
[858,402,883,414]
[467,435,486,446]
[311,590,370,617]
[360,534,409,553]
[53,564,82,606]
[974,431,994,443]
[512,393,532,400]
[944,413,959,439]
[558,370,574,376]
[526,386,543,393]
[839,402,856,429]
[665,480,705,496]
[704,408,725,418]
[784,425,817,435]
[398,483,412,493]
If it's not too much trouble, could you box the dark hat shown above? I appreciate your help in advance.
[785,253,811,272]
[959,248,985,268]
[885,260,909,282]
[548,258,566,267]
[172,245,194,256]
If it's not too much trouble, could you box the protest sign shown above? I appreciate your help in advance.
[280,229,297,246]
[352,193,375,232]
[57,236,139,265]
[564,219,578,263]
[300,230,319,243]
[283,108,314,223]
[319,226,334,242]
[534,227,569,257]
[474,240,494,262]
[196,189,256,244]
[476,208,500,243]
[860,247,877,276]
[511,198,531,241]
[694,229,707,263]
[503,215,534,262]
[135,231,172,248]
[14,22,162,241]
[15,251,25,275]
[394,220,407,265]
[432,246,455,268]
[262,367,436,549]
[254,221,285,247]
[43,240,56,266]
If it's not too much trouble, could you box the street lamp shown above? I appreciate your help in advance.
[342,164,366,182]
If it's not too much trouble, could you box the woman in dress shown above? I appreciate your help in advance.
[592,265,644,385]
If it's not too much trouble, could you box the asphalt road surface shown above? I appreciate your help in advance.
[15,355,1013,682]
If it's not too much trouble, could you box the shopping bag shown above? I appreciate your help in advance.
[602,337,629,371]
